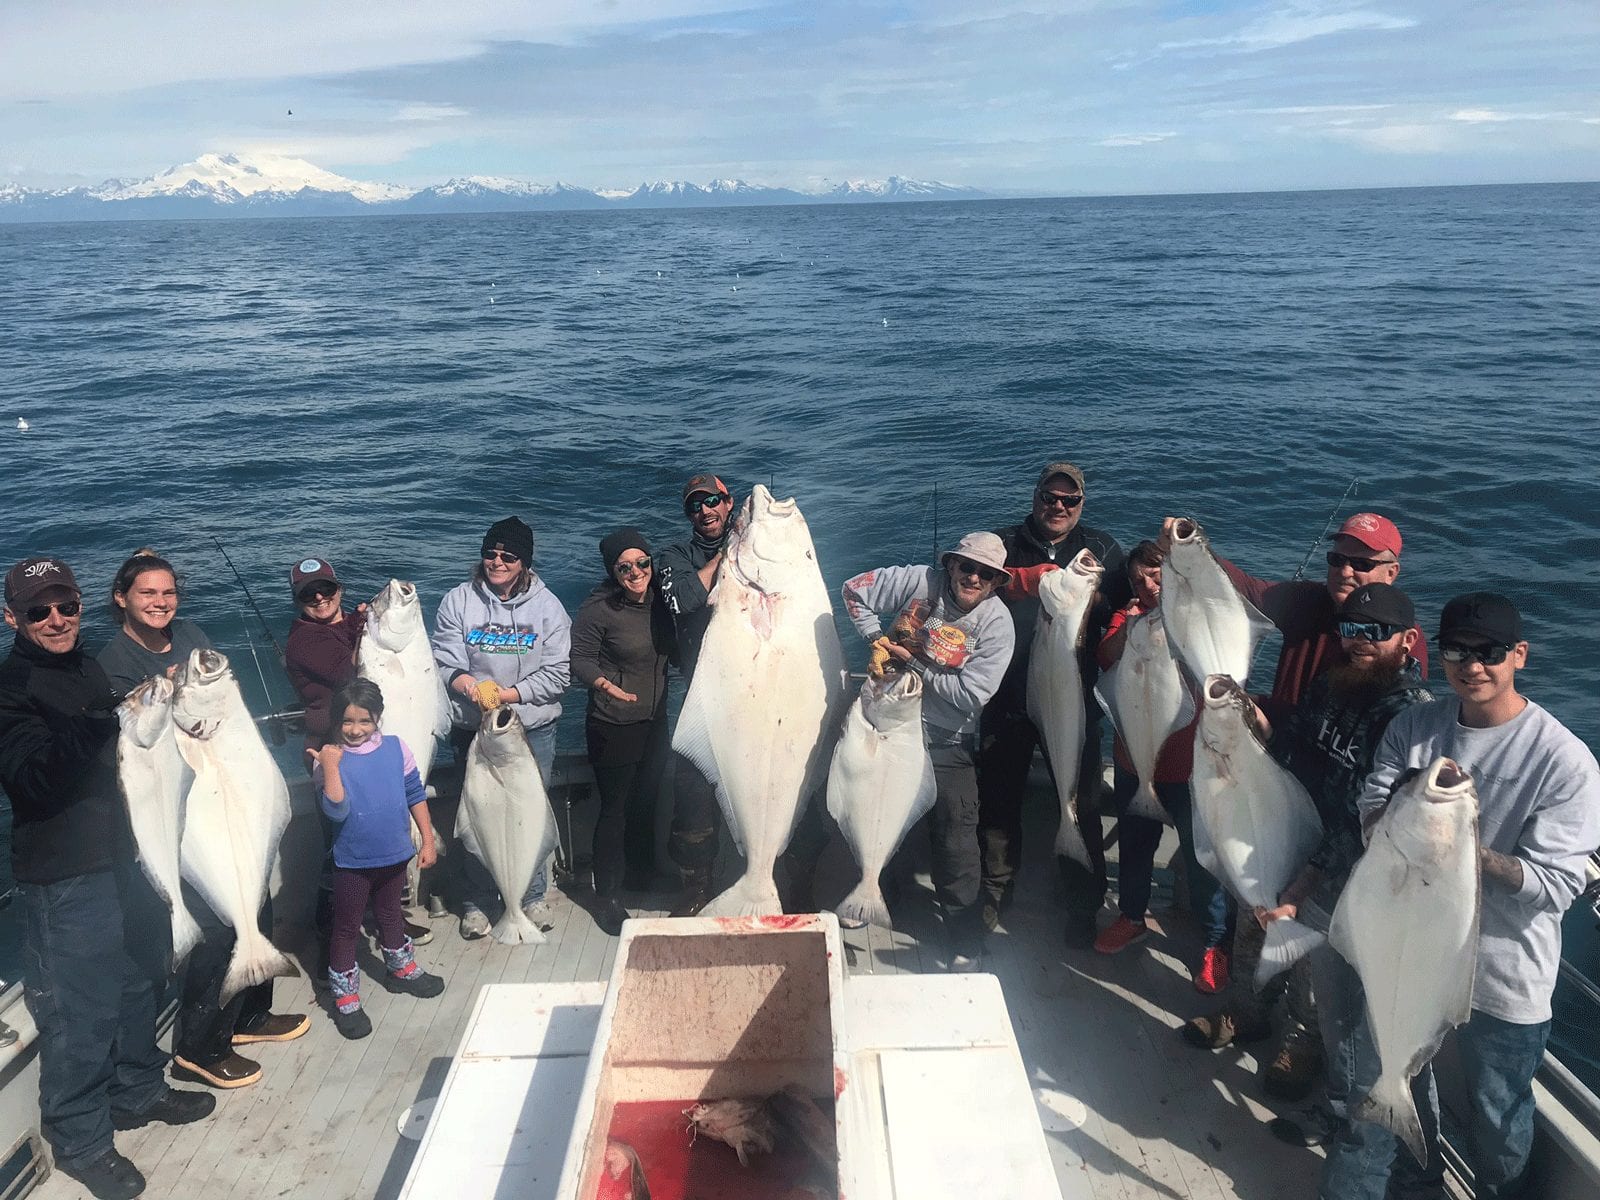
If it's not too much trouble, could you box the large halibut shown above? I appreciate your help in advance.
[117,675,201,969]
[673,484,847,917]
[459,705,557,944]
[827,670,937,930]
[1094,607,1194,823]
[1025,549,1103,867]
[1330,758,1480,1162]
[1163,518,1275,686]
[172,649,298,1004]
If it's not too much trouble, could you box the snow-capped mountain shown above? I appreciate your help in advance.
[0,152,989,222]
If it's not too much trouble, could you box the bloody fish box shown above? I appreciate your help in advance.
[554,914,852,1200]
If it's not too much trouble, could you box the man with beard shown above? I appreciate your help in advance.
[1184,584,1432,1103]
[656,473,735,916]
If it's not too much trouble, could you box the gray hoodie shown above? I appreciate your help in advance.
[841,563,1015,746]
[431,574,572,732]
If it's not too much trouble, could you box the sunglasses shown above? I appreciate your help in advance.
[685,493,729,515]
[483,550,522,565]
[1037,491,1083,510]
[298,584,339,604]
[953,558,1004,584]
[1439,641,1512,667]
[615,556,652,576]
[1326,551,1395,573]
[1337,620,1405,643]
[25,600,82,623]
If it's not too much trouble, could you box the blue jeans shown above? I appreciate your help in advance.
[1110,765,1227,946]
[20,865,170,1168]
[461,720,554,912]
[1316,948,1548,1200]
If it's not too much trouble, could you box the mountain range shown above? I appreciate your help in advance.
[0,152,989,222]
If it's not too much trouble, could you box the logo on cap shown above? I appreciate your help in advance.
[22,561,62,580]
[298,559,324,573]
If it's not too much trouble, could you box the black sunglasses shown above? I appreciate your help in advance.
[615,556,652,576]
[953,558,1004,584]
[298,584,339,603]
[685,492,729,516]
[1327,551,1394,573]
[483,549,522,565]
[1439,641,1512,667]
[1037,490,1083,510]
[25,600,81,623]
[1337,620,1405,643]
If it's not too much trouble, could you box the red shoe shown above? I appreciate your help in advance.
[1194,946,1230,994]
[1093,915,1149,955]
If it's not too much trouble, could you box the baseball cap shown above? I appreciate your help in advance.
[1338,583,1415,629]
[682,473,729,503]
[1439,592,1521,646]
[1036,462,1085,494]
[289,558,339,597]
[4,557,80,609]
[941,532,1012,583]
[1336,513,1402,557]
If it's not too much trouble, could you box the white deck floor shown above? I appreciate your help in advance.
[32,792,1321,1200]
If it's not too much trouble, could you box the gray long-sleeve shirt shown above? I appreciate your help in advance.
[1360,697,1600,1024]
[840,563,1015,746]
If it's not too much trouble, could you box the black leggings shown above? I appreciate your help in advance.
[586,713,667,895]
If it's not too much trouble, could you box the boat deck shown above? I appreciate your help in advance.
[32,790,1319,1200]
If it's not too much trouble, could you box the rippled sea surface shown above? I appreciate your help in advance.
[4,183,1597,734]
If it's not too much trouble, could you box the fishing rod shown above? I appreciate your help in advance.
[1290,477,1361,581]
[213,535,285,663]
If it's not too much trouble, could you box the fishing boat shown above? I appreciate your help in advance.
[0,748,1597,1198]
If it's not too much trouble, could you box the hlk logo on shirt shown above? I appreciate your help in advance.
[466,624,539,652]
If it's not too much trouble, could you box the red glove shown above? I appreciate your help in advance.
[1002,562,1060,600]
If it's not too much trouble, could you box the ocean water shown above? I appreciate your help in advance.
[2,185,1599,1065]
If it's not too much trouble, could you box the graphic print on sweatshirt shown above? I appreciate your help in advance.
[465,624,540,653]
[893,599,972,670]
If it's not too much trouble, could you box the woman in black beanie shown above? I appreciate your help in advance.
[568,527,675,934]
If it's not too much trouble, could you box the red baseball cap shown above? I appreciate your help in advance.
[1336,513,1402,557]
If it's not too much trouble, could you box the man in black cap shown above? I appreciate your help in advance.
[656,474,737,914]
[1184,584,1432,1103]
[0,557,214,1199]
[1315,593,1600,1200]
[978,461,1128,945]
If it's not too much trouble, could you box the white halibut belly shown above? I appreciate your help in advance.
[117,689,201,967]
[460,743,556,945]
[1027,607,1088,865]
[1096,612,1192,821]
[1163,524,1274,686]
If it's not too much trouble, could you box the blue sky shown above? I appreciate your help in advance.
[3,0,1597,192]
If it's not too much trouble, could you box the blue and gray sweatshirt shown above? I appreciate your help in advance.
[431,574,571,732]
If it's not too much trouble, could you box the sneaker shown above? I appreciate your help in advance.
[459,909,490,940]
[1194,946,1231,995]
[426,894,449,919]
[594,898,629,938]
[404,918,433,946]
[522,900,555,931]
[232,1013,310,1045]
[111,1088,216,1131]
[171,1051,262,1089]
[384,967,445,999]
[980,901,1001,933]
[1094,915,1150,955]
[1268,1105,1340,1148]
[58,1148,145,1200]
[1180,1011,1272,1050]
[1264,1031,1324,1101]
[333,1004,372,1040]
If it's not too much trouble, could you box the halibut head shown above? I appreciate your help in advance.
[827,670,937,930]
[117,675,202,970]
[1162,518,1275,686]
[459,705,557,944]
[1329,757,1480,1162]
[673,485,848,917]
[172,650,298,1004]
[1025,549,1104,866]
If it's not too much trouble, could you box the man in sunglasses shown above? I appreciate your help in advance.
[841,532,1017,969]
[657,473,737,916]
[1,557,215,1198]
[978,462,1129,948]
[1186,584,1432,1105]
[1317,593,1600,1200]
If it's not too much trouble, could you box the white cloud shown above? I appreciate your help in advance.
[1097,131,1177,146]
[396,103,470,122]
[1137,3,1417,63]
[1327,122,1451,154]
[1449,108,1585,123]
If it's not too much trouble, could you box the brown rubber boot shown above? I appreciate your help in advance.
[669,870,713,918]
[1181,1009,1272,1050]
[1263,1027,1324,1100]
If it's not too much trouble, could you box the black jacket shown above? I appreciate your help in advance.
[0,634,126,883]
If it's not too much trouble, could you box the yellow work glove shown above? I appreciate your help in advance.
[474,679,504,711]
[868,637,893,680]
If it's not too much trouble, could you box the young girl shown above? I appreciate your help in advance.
[315,679,445,1039]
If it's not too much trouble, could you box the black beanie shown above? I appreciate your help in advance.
[481,516,534,564]
[599,527,652,573]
